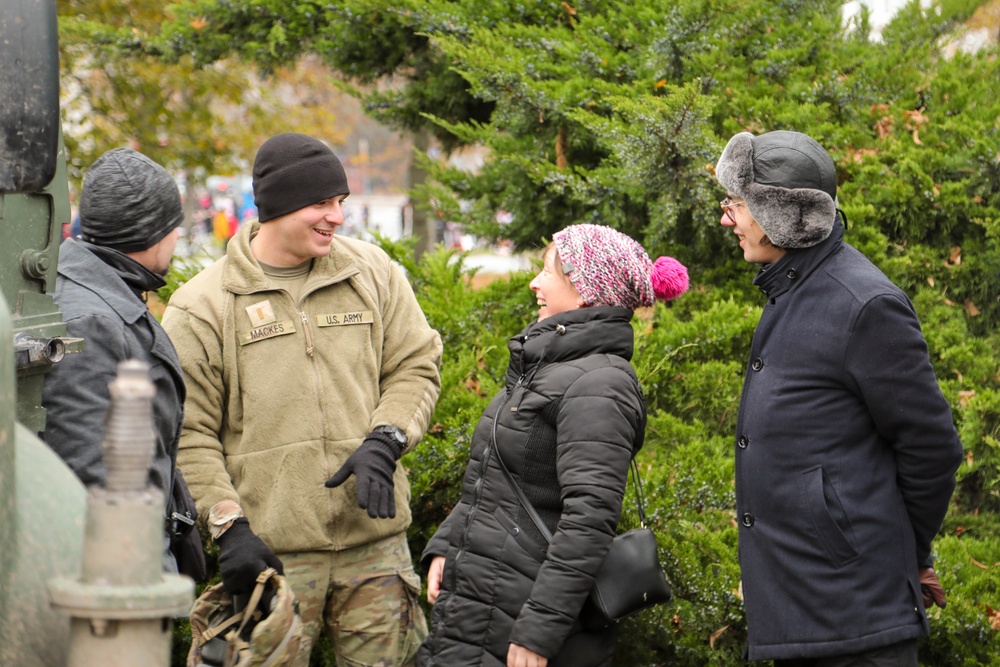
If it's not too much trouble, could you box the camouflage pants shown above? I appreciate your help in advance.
[280,533,427,667]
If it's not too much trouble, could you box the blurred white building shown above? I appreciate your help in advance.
[844,0,999,52]
[842,0,927,40]
[342,194,411,242]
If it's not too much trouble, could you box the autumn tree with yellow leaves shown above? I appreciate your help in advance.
[57,0,351,206]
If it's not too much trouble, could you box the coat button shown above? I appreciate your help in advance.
[738,435,748,449]
[751,358,764,371]
[742,513,754,527]
[786,268,798,279]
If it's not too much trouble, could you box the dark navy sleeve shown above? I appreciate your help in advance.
[845,293,963,566]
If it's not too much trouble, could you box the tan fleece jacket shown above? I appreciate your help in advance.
[162,222,442,553]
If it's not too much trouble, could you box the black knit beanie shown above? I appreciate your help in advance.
[252,133,350,222]
[79,148,183,253]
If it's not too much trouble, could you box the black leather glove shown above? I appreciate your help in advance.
[216,517,284,596]
[324,432,401,519]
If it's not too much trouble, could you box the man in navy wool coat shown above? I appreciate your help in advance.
[715,130,963,667]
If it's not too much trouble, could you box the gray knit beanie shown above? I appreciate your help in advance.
[252,133,350,222]
[79,148,183,253]
[715,130,838,248]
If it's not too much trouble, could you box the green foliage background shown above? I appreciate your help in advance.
[152,0,1000,664]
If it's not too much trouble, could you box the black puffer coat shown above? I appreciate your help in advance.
[418,307,646,666]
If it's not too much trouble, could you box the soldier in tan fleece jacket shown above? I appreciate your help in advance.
[162,132,442,667]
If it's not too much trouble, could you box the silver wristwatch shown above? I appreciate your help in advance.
[373,424,407,448]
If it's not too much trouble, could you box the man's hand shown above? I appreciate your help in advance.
[919,567,947,609]
[507,643,548,667]
[324,432,400,518]
[216,517,283,595]
[427,556,446,604]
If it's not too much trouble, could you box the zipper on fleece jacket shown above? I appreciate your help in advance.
[299,310,315,357]
[293,302,342,536]
[292,306,327,435]
[295,306,328,449]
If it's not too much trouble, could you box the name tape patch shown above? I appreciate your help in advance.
[316,311,374,327]
[239,320,296,345]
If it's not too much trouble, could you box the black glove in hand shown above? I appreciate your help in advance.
[919,566,947,609]
[324,432,400,519]
[216,517,284,596]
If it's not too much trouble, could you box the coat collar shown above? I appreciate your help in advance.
[753,219,845,301]
[506,307,635,386]
[57,239,150,324]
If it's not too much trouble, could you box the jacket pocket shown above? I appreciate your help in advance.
[494,506,547,562]
[799,465,859,568]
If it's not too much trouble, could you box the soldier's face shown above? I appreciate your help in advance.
[262,196,346,266]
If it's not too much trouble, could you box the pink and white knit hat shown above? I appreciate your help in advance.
[553,224,689,310]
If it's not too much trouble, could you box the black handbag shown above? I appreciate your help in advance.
[492,414,672,630]
[578,508,672,630]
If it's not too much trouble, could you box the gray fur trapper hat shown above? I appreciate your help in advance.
[715,130,838,248]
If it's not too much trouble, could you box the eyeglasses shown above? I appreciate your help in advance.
[720,197,745,223]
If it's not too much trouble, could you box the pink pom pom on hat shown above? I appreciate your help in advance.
[651,256,689,301]
[552,224,689,311]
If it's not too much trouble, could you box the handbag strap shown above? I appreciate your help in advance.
[629,456,649,528]
[490,411,649,547]
[200,609,243,644]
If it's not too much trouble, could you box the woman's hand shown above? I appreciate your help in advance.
[507,643,548,667]
[427,556,446,604]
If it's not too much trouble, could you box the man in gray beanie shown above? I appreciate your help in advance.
[41,148,202,579]
[163,132,442,666]
[715,130,963,666]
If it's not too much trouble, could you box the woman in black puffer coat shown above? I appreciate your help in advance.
[417,225,688,667]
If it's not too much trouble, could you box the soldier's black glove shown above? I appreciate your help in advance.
[324,432,401,519]
[216,517,283,596]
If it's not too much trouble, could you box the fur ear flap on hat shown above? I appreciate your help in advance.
[715,131,837,249]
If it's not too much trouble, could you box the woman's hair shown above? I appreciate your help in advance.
[546,244,572,278]
[552,224,688,310]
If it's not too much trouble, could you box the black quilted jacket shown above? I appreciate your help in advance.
[417,306,647,667]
